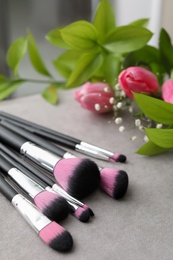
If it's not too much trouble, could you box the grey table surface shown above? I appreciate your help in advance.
[0,90,173,260]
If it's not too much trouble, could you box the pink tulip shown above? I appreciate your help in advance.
[74,82,115,113]
[162,79,173,104]
[118,66,159,99]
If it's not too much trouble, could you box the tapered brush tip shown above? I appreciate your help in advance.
[54,158,100,199]
[34,191,69,222]
[83,205,94,216]
[39,222,73,252]
[109,154,127,163]
[100,168,128,199]
[74,207,91,222]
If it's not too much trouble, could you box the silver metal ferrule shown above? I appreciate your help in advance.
[20,141,60,172]
[8,168,44,198]
[45,186,80,211]
[80,142,114,158]
[63,152,76,159]
[67,201,79,211]
[75,144,110,161]
[52,183,84,207]
[12,194,51,233]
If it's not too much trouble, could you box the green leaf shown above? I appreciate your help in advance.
[52,82,66,89]
[104,25,152,53]
[93,0,115,42]
[59,21,98,51]
[46,28,70,49]
[129,18,149,27]
[145,128,173,148]
[103,54,121,86]
[53,50,81,78]
[123,45,160,68]
[66,52,103,88]
[0,80,24,100]
[42,85,58,105]
[136,140,170,155]
[134,93,173,125]
[159,28,173,74]
[27,32,51,76]
[6,37,28,76]
[171,69,173,80]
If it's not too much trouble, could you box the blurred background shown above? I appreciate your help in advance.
[0,0,173,98]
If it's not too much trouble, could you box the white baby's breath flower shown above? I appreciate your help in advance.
[109,97,115,104]
[119,126,125,132]
[144,135,149,142]
[95,104,100,111]
[120,90,126,97]
[128,106,133,113]
[156,124,163,129]
[130,136,137,141]
[116,102,123,109]
[115,84,121,90]
[135,119,141,127]
[139,125,144,131]
[115,117,123,124]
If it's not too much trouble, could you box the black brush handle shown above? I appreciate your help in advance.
[0,143,54,187]
[1,119,77,149]
[0,111,80,144]
[0,124,26,151]
[0,155,13,173]
[0,174,17,201]
[0,120,66,157]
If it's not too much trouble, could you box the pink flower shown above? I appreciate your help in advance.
[118,66,159,99]
[162,79,173,104]
[74,82,115,113]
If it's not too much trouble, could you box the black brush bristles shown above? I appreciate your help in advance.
[54,158,100,199]
[40,222,73,252]
[34,190,70,222]
[113,171,129,199]
[74,207,91,222]
[68,159,100,198]
[100,168,129,199]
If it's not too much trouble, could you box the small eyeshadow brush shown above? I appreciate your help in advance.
[0,124,100,199]
[0,111,126,162]
[0,144,93,222]
[0,121,128,199]
[0,154,70,222]
[0,174,73,252]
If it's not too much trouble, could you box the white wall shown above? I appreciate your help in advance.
[111,0,163,47]
[162,0,173,40]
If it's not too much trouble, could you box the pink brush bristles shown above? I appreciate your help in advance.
[53,157,100,199]
[73,206,91,222]
[34,190,70,222]
[100,168,128,199]
[39,221,73,252]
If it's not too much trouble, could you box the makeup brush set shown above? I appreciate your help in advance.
[0,111,129,253]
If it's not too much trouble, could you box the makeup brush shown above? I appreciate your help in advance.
[0,111,126,162]
[0,174,73,252]
[0,154,70,222]
[0,124,100,199]
[0,145,93,222]
[100,168,128,199]
[0,121,128,199]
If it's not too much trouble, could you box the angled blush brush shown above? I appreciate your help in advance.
[0,174,73,252]
[0,144,93,222]
[0,111,126,162]
[0,154,70,222]
[0,124,100,199]
[0,122,128,199]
